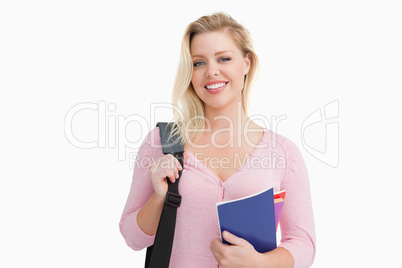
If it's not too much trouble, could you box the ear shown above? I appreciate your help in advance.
[244,53,251,75]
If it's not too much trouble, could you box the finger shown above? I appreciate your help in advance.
[183,152,188,163]
[148,158,159,174]
[222,231,246,247]
[210,239,224,257]
[168,154,183,171]
[166,166,178,181]
[165,169,176,183]
[166,154,182,180]
[210,245,222,261]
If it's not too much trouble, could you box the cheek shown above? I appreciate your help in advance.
[235,64,246,78]
[191,72,203,95]
[191,70,201,86]
[228,66,245,86]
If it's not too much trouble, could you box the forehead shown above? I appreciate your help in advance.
[190,31,240,56]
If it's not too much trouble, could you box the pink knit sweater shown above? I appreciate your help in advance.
[119,126,316,268]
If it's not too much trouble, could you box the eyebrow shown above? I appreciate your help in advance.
[191,50,234,58]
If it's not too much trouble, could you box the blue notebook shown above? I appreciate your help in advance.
[216,187,277,253]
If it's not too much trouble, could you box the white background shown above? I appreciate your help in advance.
[1,0,401,267]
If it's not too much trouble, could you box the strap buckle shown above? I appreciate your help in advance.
[165,191,182,208]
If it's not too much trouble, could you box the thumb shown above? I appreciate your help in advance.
[223,231,247,247]
[183,152,188,163]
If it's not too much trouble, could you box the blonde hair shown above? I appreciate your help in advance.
[167,12,259,146]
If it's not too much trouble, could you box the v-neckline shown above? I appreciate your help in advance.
[184,128,268,184]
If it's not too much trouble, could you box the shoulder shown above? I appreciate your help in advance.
[137,126,163,157]
[263,131,310,188]
[263,129,305,162]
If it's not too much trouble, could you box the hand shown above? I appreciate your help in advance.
[148,153,187,199]
[210,231,263,268]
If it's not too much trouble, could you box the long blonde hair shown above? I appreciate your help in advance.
[167,12,259,146]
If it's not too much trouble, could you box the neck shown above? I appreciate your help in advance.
[203,100,250,137]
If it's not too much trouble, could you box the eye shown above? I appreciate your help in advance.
[193,61,205,67]
[219,57,231,62]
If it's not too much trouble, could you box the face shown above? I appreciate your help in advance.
[190,31,251,111]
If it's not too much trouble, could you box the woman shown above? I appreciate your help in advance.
[120,12,316,268]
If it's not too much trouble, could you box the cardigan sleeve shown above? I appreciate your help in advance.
[119,127,163,251]
[277,137,316,268]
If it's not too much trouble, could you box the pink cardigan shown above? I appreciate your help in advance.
[119,127,316,268]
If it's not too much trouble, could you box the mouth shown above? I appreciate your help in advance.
[204,81,229,90]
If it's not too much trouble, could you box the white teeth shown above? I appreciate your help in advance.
[206,83,226,89]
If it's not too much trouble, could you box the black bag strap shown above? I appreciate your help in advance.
[145,122,184,268]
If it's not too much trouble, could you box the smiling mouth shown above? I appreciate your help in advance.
[204,82,229,90]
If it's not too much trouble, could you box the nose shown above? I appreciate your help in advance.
[205,62,219,77]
